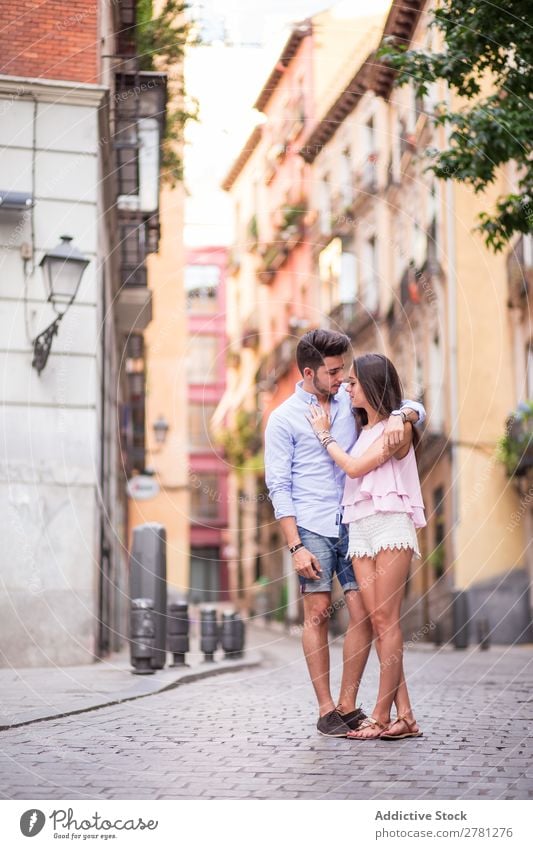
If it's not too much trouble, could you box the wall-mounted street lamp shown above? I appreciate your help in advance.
[152,414,170,447]
[32,235,90,375]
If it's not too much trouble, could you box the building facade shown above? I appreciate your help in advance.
[0,1,167,665]
[220,0,531,643]
[185,246,230,603]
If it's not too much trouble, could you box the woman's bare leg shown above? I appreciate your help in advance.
[349,547,412,739]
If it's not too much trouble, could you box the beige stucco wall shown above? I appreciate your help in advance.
[452,176,523,587]
[311,8,388,120]
[128,183,190,594]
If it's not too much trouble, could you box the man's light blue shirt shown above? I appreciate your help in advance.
[264,382,425,538]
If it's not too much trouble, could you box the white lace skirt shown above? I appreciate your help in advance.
[347,511,420,560]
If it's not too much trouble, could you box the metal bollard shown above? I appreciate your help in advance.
[200,607,218,662]
[167,602,190,666]
[477,617,491,650]
[129,523,167,670]
[130,598,156,675]
[220,610,238,658]
[452,589,469,649]
[233,613,245,658]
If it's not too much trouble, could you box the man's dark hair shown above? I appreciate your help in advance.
[296,329,350,374]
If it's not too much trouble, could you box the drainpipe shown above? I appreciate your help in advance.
[444,82,459,575]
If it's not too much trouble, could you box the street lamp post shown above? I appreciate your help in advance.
[32,235,90,375]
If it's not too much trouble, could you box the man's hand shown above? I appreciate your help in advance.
[383,413,404,448]
[292,547,322,580]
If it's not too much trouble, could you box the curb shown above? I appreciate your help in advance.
[0,652,262,732]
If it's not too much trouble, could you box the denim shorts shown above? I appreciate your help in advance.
[297,524,358,594]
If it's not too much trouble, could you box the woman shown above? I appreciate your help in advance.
[307,353,425,740]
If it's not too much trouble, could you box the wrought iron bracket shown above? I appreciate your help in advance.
[32,314,63,375]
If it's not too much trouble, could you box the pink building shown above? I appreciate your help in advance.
[253,22,315,422]
[185,246,229,602]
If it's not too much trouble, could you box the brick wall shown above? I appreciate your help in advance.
[0,0,99,84]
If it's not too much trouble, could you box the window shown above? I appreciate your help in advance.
[526,345,533,399]
[185,264,220,314]
[190,474,221,522]
[339,251,357,304]
[362,116,375,159]
[429,333,444,431]
[187,335,219,384]
[432,486,446,579]
[188,403,217,450]
[362,236,379,313]
[319,174,331,235]
[340,148,352,206]
[189,546,220,603]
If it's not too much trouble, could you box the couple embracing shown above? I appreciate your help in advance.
[265,329,426,740]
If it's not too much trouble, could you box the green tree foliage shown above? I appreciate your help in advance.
[136,0,198,185]
[380,0,533,251]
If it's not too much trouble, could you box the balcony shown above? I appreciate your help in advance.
[257,203,306,283]
[114,66,167,334]
[330,192,354,236]
[400,264,422,307]
[257,336,298,390]
[247,214,259,250]
[351,156,378,214]
[327,301,376,337]
[120,333,147,475]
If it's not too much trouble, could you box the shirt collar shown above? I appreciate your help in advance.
[295,380,341,405]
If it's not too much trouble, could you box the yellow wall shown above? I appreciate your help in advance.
[312,9,387,119]
[453,177,523,586]
[128,183,190,594]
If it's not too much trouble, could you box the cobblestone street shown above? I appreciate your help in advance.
[1,627,532,801]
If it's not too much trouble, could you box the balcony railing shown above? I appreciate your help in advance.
[327,301,376,336]
[257,203,307,283]
[351,157,378,213]
[257,336,298,389]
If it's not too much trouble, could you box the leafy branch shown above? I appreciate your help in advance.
[379,0,533,252]
[136,0,198,186]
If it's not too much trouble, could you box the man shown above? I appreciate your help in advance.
[264,329,425,737]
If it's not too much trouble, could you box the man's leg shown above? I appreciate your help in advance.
[302,591,336,716]
[334,527,373,714]
[337,589,372,714]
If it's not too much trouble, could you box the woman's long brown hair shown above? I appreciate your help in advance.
[352,353,420,450]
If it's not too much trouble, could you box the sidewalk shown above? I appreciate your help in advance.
[0,639,262,731]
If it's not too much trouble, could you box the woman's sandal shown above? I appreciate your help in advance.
[380,714,423,740]
[347,716,387,740]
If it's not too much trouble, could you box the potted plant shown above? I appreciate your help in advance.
[498,400,533,477]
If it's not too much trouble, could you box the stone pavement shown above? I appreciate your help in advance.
[0,624,532,800]
[0,640,261,729]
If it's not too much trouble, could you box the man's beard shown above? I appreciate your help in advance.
[312,375,338,401]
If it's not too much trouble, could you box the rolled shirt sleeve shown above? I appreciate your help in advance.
[401,398,426,425]
[264,414,296,519]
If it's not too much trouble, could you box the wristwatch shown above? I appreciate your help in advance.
[390,409,407,423]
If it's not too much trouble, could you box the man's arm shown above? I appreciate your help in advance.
[384,399,426,447]
[264,415,321,581]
